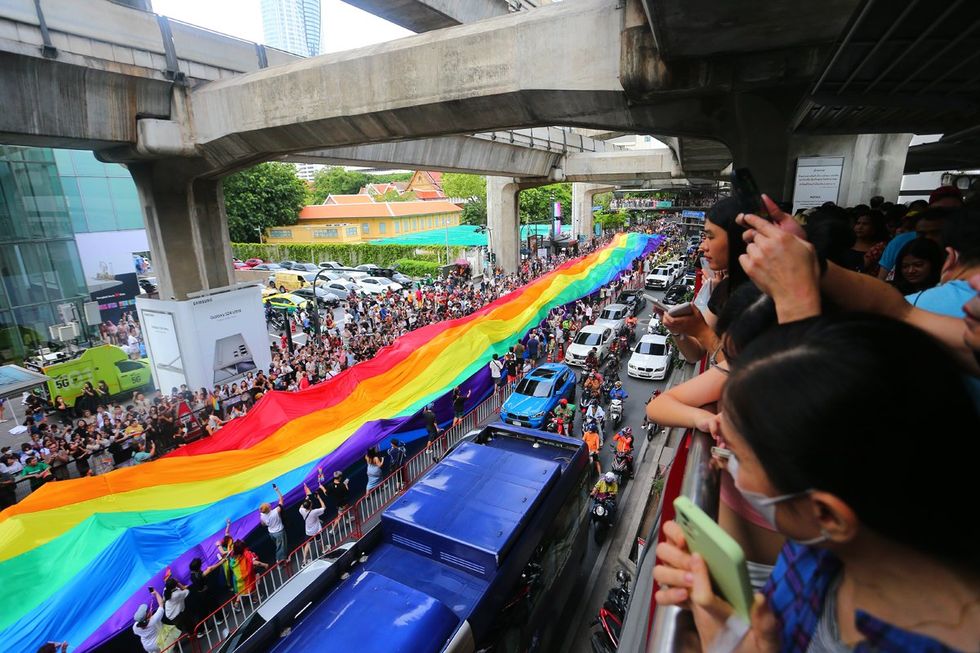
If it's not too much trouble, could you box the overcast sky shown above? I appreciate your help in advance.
[151,0,413,53]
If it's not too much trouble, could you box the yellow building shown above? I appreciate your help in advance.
[265,197,463,244]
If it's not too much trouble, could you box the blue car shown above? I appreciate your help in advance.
[500,363,577,428]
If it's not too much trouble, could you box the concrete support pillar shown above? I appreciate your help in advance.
[486,176,521,274]
[129,159,234,300]
[786,133,913,208]
[572,183,615,238]
[722,93,795,202]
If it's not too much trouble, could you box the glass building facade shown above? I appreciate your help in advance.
[53,149,144,233]
[0,147,90,364]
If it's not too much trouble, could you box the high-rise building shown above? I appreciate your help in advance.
[260,0,321,58]
[294,162,325,183]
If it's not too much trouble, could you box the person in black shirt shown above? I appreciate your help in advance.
[451,387,471,426]
[324,471,351,512]
[422,404,440,458]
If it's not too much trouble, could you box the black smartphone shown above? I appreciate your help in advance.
[731,168,770,219]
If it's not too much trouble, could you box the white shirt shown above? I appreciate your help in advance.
[260,505,284,534]
[164,588,189,620]
[133,606,165,652]
[299,505,326,536]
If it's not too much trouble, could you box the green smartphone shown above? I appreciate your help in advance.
[673,496,754,621]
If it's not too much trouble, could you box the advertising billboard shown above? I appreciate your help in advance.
[137,286,271,392]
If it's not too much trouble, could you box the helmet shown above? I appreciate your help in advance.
[604,472,616,483]
[621,426,633,438]
[560,398,568,405]
[615,381,622,387]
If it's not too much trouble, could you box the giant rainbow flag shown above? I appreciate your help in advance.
[0,233,658,651]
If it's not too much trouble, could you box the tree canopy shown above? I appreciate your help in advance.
[223,162,307,243]
[310,167,369,203]
[442,173,487,202]
[519,183,571,224]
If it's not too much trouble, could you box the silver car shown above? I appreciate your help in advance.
[593,303,628,334]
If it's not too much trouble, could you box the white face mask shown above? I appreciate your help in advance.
[726,454,829,546]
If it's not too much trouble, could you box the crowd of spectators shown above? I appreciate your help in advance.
[0,235,634,509]
[648,185,980,652]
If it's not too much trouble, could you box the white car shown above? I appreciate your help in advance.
[321,280,357,300]
[668,260,685,281]
[357,276,403,294]
[645,266,673,290]
[339,269,369,281]
[318,261,344,269]
[628,334,673,380]
[594,303,628,334]
[564,325,614,367]
[356,264,386,275]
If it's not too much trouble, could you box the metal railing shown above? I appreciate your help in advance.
[644,430,720,653]
[163,383,513,653]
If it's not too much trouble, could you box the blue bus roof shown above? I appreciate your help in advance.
[269,571,459,653]
[382,441,561,578]
[271,430,584,653]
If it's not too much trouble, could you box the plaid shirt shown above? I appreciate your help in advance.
[764,543,965,652]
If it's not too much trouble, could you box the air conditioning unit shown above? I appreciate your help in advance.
[48,323,80,342]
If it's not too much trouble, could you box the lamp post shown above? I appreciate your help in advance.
[254,227,263,244]
[443,215,451,266]
[309,266,331,340]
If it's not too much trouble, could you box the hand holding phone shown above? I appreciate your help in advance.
[672,496,753,621]
[731,168,770,220]
[667,302,694,317]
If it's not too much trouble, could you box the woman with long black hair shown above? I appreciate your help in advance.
[655,315,980,652]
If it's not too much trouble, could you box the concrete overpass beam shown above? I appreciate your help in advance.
[340,0,514,32]
[189,0,626,170]
[573,183,614,238]
[487,176,521,274]
[562,149,679,182]
[129,160,234,300]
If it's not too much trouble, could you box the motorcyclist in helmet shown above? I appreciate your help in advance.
[608,381,629,402]
[591,471,619,502]
[613,426,634,454]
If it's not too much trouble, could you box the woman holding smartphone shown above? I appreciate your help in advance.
[654,315,980,652]
[661,197,748,363]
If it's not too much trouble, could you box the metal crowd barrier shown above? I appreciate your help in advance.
[163,384,513,653]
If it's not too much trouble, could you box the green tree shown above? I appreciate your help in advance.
[460,200,487,225]
[310,167,369,203]
[442,173,487,202]
[223,162,307,243]
[594,192,613,212]
[519,183,572,224]
[380,189,415,202]
[595,209,627,231]
[366,172,412,184]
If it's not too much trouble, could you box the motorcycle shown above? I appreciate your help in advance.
[545,412,568,437]
[590,570,632,652]
[600,373,618,405]
[642,390,661,441]
[611,449,633,488]
[608,398,623,430]
[641,417,660,441]
[580,388,601,417]
[591,496,616,545]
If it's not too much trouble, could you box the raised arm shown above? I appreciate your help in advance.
[273,483,284,507]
